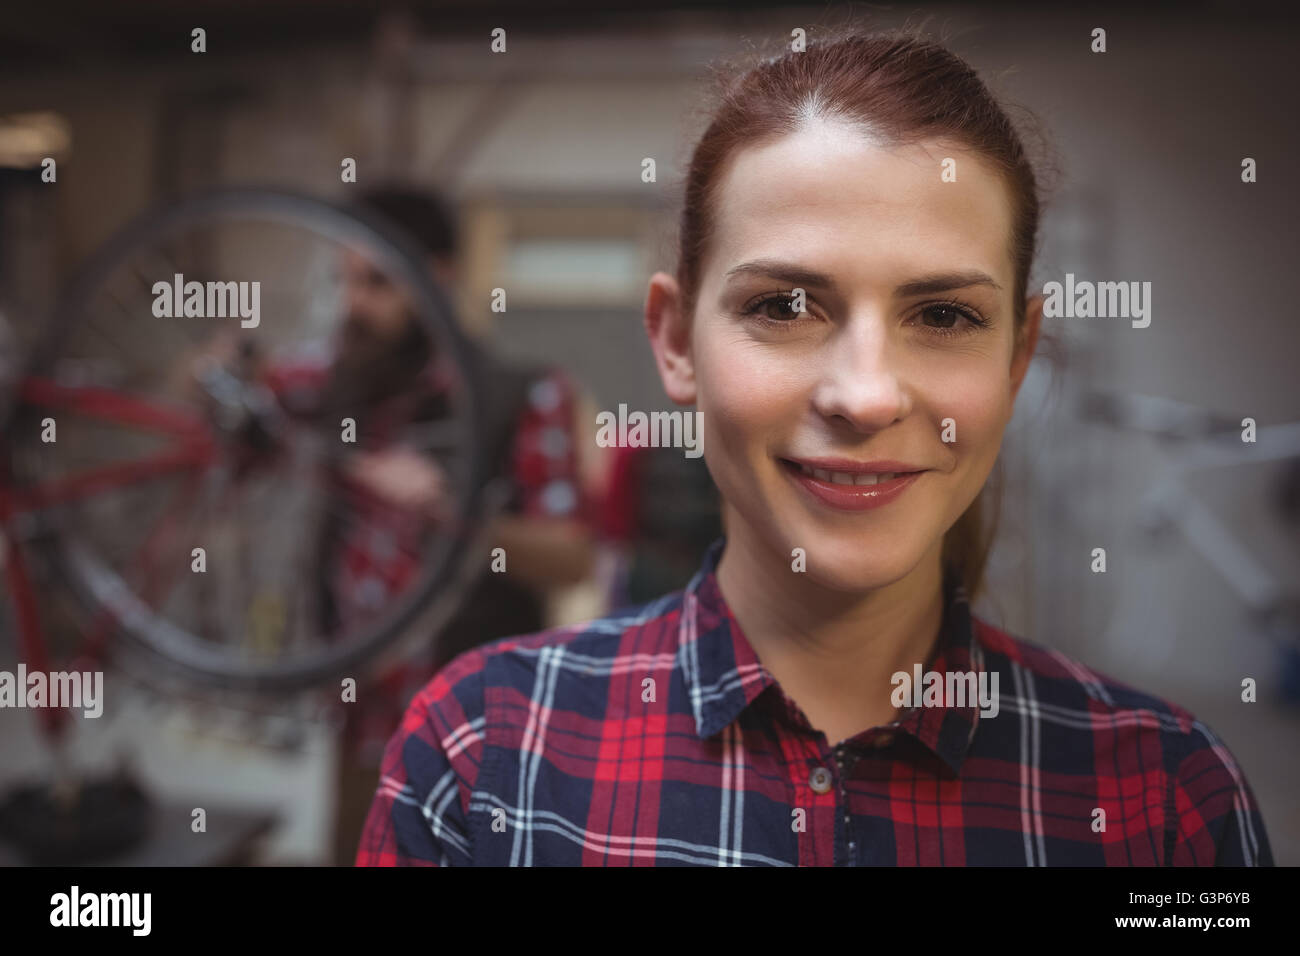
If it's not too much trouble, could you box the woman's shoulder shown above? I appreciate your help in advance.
[969,611,1202,731]
[968,612,1273,865]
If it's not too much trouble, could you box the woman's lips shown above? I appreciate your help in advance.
[780,458,926,511]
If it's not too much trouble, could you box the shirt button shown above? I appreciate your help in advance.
[809,767,833,794]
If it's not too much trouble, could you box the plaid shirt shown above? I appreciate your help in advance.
[356,537,1273,866]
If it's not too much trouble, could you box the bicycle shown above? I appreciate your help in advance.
[1,186,498,751]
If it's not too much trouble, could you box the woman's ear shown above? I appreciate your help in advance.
[644,271,697,405]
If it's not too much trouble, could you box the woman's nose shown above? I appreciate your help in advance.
[809,318,909,431]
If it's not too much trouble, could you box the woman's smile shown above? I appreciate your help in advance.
[778,456,930,511]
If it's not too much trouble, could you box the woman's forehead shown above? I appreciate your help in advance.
[707,123,1014,289]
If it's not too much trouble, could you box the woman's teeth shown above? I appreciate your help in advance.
[793,462,902,485]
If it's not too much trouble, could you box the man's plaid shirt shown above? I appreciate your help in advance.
[356,538,1273,866]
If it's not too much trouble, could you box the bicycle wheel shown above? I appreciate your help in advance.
[4,187,491,693]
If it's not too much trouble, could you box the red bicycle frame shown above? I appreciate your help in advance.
[1,375,219,741]
[2,370,461,742]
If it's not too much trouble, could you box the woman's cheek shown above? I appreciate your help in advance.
[926,364,1010,494]
[693,344,751,496]
[695,338,800,509]
[697,331,783,428]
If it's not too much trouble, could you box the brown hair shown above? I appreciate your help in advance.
[673,26,1058,602]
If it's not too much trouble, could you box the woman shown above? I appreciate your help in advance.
[356,29,1272,866]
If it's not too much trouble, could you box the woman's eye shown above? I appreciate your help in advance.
[743,293,802,321]
[921,305,964,328]
[917,302,988,337]
[739,294,989,336]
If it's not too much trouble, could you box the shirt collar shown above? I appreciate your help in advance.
[678,537,985,775]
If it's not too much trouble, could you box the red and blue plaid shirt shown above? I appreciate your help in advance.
[356,537,1273,866]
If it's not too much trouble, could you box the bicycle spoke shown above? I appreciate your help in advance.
[126,472,201,610]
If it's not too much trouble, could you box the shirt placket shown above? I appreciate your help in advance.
[832,742,860,866]
[781,704,854,867]
[791,745,840,867]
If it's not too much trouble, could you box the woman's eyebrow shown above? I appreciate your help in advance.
[723,259,1001,296]
[896,271,1002,296]
[724,259,837,289]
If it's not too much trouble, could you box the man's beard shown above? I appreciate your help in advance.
[320,312,433,419]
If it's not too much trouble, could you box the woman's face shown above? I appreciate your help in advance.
[647,117,1041,592]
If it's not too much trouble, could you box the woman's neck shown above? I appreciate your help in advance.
[714,514,947,745]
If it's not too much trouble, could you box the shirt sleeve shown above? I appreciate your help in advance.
[354,650,489,866]
[1168,720,1273,866]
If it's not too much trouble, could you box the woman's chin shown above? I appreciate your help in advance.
[806,566,911,595]
[775,535,928,593]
